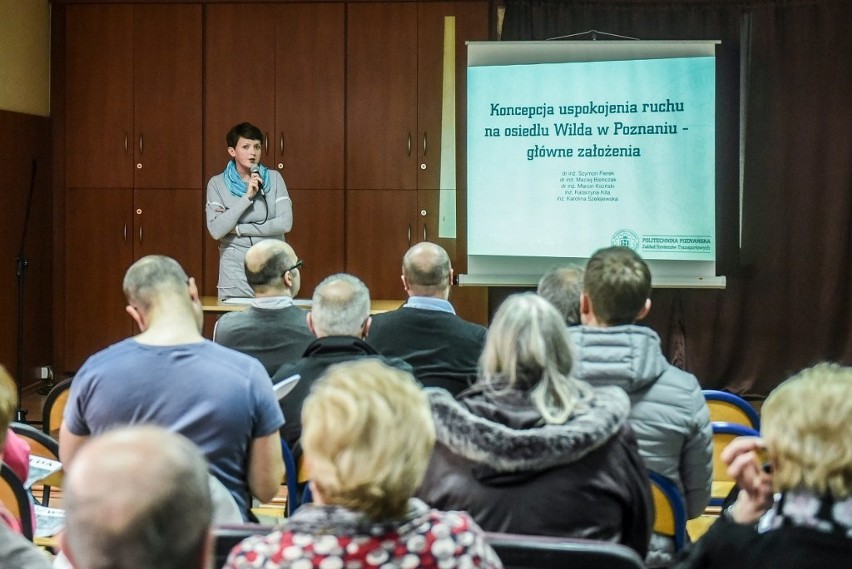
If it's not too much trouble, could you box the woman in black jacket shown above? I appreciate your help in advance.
[416,293,653,558]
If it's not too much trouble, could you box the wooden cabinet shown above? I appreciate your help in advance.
[203,2,345,295]
[65,4,202,189]
[61,3,203,371]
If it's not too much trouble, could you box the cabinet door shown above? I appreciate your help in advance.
[133,190,204,281]
[346,3,418,190]
[288,189,345,299]
[346,191,417,300]
[65,5,134,189]
[203,3,277,185]
[133,4,202,189]
[64,189,134,371]
[417,2,489,191]
[276,3,345,190]
[417,189,457,261]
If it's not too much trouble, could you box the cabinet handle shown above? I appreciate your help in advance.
[407,133,412,157]
[423,224,427,241]
[280,132,284,156]
[123,222,127,244]
[138,134,144,156]
[124,132,128,154]
[139,223,143,244]
[407,224,411,247]
[264,132,269,155]
[423,132,427,156]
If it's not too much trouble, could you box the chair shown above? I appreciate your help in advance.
[281,439,301,516]
[648,471,687,552]
[703,390,760,431]
[9,422,62,506]
[214,524,274,568]
[709,422,761,507]
[42,377,73,439]
[485,532,645,569]
[0,461,34,541]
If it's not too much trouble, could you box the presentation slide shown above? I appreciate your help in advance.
[468,56,716,262]
[467,42,717,288]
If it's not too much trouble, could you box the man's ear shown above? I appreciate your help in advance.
[635,298,652,321]
[306,312,317,337]
[58,530,79,568]
[361,316,372,339]
[400,274,409,292]
[187,277,201,303]
[448,268,455,287]
[126,304,147,331]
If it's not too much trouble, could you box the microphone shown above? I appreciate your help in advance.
[250,164,264,193]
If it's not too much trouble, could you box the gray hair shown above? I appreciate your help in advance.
[537,265,585,326]
[122,255,189,311]
[402,242,451,294]
[311,273,370,337]
[64,426,212,569]
[479,293,592,424]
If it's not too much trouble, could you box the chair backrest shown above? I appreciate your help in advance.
[42,377,73,438]
[648,471,687,551]
[281,439,300,516]
[709,422,761,506]
[9,422,62,506]
[702,390,760,431]
[0,461,34,541]
[214,524,274,568]
[484,532,645,569]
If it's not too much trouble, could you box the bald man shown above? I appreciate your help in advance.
[60,426,213,569]
[368,242,487,395]
[214,239,314,376]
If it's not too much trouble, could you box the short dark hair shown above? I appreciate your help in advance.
[246,248,292,290]
[226,122,263,148]
[584,246,651,326]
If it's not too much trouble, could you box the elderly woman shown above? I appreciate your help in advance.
[674,363,852,568]
[417,293,653,557]
[224,359,502,569]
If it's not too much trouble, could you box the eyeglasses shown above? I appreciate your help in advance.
[283,260,303,274]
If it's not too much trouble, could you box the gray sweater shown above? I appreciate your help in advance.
[569,324,713,518]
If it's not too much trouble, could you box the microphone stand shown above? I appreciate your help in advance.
[15,159,37,423]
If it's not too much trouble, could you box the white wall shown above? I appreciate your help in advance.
[0,0,50,117]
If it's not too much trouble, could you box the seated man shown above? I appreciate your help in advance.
[569,246,713,565]
[214,239,313,376]
[368,242,487,395]
[272,273,411,447]
[537,264,585,326]
[60,255,284,519]
[61,426,213,569]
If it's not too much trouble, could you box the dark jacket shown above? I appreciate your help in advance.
[368,306,487,395]
[272,336,413,447]
[416,384,653,558]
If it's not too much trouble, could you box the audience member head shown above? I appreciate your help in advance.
[122,255,200,323]
[401,242,452,299]
[537,265,585,326]
[582,246,652,326]
[225,122,263,148]
[761,362,852,499]
[0,365,17,449]
[301,359,435,520]
[480,293,592,424]
[244,240,301,297]
[309,273,371,338]
[62,425,213,569]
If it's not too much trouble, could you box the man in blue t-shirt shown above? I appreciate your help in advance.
[60,255,285,519]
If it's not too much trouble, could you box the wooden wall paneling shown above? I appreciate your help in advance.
[287,189,345,299]
[345,190,417,300]
[133,189,204,280]
[346,2,418,190]
[64,5,134,189]
[276,2,345,190]
[64,188,134,372]
[133,4,202,190]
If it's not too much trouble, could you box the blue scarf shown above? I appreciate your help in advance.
[223,160,270,198]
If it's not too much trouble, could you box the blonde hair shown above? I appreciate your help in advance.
[301,359,435,520]
[479,293,592,424]
[0,365,18,447]
[762,362,852,498]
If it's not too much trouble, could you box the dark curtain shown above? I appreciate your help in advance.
[503,0,852,396]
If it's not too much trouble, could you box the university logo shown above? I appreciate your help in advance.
[611,229,639,250]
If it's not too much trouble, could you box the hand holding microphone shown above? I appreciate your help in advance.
[248,163,264,200]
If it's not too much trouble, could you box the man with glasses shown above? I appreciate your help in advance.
[214,239,313,376]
